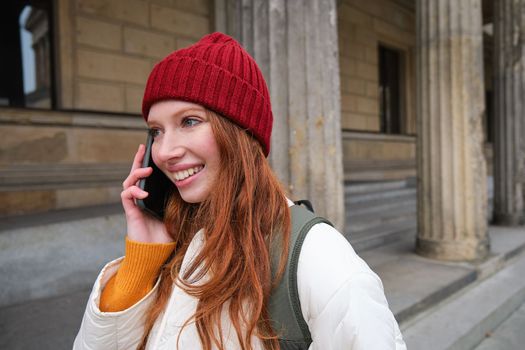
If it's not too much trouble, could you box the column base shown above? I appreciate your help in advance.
[416,236,490,261]
[493,212,525,226]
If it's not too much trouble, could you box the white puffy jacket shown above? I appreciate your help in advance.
[74,221,406,349]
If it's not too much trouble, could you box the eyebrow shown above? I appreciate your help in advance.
[147,106,206,125]
[176,107,206,115]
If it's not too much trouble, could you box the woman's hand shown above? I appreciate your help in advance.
[121,144,173,244]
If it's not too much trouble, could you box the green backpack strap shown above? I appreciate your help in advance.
[269,204,333,349]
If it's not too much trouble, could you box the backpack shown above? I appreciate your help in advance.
[268,202,333,350]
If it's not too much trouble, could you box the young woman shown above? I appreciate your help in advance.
[74,32,406,350]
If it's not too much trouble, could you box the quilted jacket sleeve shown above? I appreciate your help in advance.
[297,223,406,350]
[73,257,159,350]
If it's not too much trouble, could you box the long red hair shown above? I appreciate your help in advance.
[138,111,290,349]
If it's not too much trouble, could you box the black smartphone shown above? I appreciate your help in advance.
[136,132,174,219]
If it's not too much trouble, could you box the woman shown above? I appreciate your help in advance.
[74,32,406,350]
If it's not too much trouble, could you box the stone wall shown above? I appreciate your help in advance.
[56,0,213,113]
[0,0,214,216]
[338,0,417,180]
[0,108,146,216]
[337,0,416,134]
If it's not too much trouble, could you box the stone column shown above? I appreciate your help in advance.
[215,0,345,230]
[493,0,525,226]
[416,0,489,260]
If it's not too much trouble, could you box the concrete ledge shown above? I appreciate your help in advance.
[0,107,144,130]
[342,130,416,143]
[364,241,477,324]
[0,203,122,231]
[490,226,525,260]
[396,266,477,324]
[474,301,525,349]
[0,163,129,191]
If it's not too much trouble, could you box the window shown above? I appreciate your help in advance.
[0,1,54,109]
[378,45,403,134]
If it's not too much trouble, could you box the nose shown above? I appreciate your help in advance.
[153,132,186,163]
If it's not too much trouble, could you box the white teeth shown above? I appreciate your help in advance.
[174,166,203,181]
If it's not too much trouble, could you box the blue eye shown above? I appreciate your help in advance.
[182,117,201,127]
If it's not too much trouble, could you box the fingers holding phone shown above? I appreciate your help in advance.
[121,144,150,211]
[121,143,172,244]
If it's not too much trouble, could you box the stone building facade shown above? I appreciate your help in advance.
[1,0,523,261]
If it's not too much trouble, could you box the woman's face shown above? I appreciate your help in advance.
[147,100,221,203]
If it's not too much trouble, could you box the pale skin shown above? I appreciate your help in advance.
[120,145,171,244]
[120,100,221,244]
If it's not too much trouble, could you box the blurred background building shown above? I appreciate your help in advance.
[1,0,524,349]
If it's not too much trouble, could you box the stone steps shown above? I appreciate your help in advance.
[398,227,525,350]
[346,205,416,233]
[473,300,525,349]
[345,186,416,204]
[346,196,416,217]
[349,221,417,252]
[344,179,411,195]
[344,178,417,252]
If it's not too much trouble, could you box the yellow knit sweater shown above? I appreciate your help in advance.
[99,237,176,312]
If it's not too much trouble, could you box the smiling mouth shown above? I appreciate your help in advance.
[174,165,204,181]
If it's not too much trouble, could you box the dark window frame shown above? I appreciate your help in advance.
[378,44,406,135]
[1,0,56,109]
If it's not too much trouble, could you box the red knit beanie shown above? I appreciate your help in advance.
[142,32,273,156]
